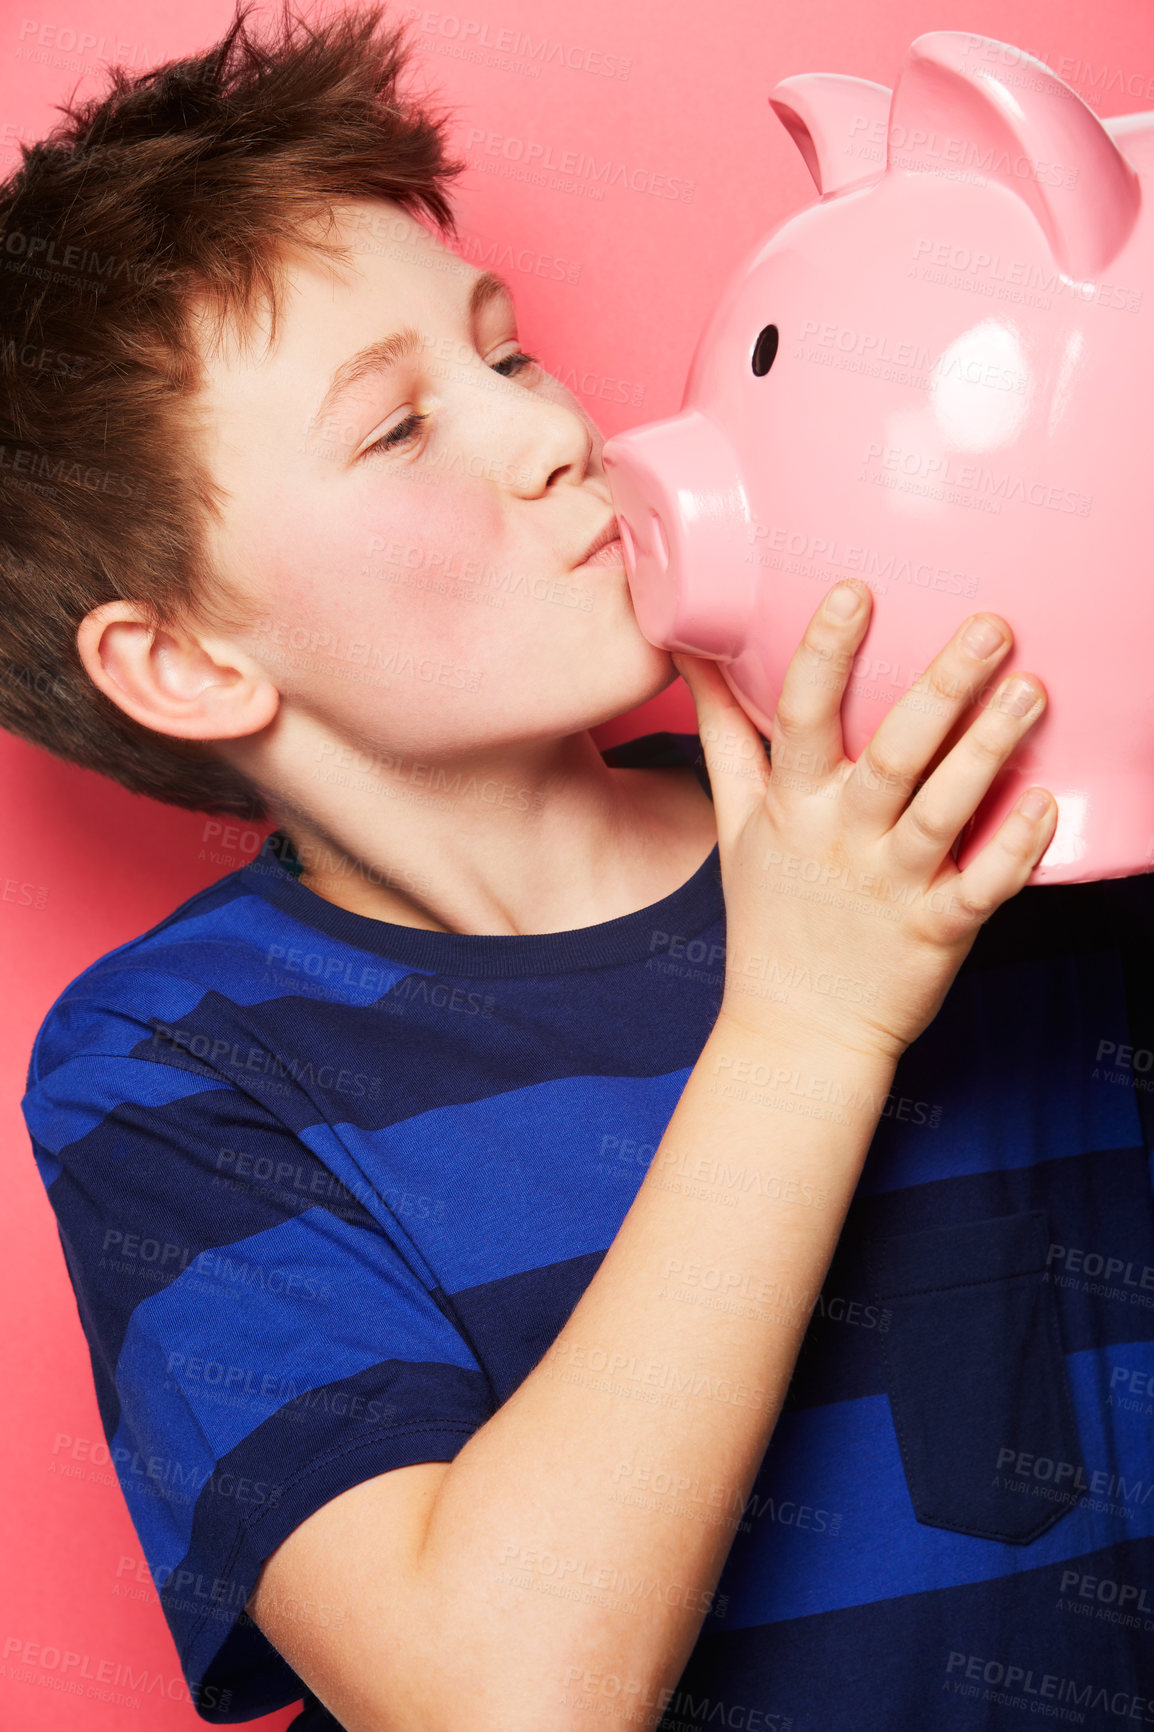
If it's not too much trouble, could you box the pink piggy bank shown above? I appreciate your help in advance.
[602,31,1154,884]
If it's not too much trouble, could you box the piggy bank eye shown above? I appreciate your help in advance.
[751,324,779,377]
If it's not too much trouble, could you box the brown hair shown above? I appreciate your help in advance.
[0,1,466,819]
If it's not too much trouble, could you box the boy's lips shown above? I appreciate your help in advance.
[576,535,625,568]
[575,515,623,566]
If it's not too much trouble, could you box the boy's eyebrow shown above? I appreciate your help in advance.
[314,269,515,425]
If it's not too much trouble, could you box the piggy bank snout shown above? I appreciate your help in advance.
[601,430,682,646]
[615,498,672,588]
[603,409,755,658]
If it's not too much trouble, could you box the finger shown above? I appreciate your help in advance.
[919,785,1058,945]
[671,650,770,843]
[768,580,873,791]
[842,613,1013,831]
[888,673,1046,877]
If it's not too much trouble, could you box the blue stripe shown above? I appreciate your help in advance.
[124,891,434,1007]
[308,1068,692,1288]
[110,1205,480,1560]
[30,971,210,1073]
[29,1136,61,1191]
[860,948,1140,1195]
[712,1340,1154,1631]
[28,894,436,1091]
[22,1054,223,1154]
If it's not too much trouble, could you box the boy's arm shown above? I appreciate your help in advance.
[250,1011,894,1732]
[248,584,1056,1732]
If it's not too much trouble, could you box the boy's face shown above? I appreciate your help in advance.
[190,196,676,770]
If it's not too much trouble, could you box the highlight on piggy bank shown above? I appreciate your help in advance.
[602,31,1153,885]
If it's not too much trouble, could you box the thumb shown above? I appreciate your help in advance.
[671,650,770,839]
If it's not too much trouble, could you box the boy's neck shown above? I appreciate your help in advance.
[265,731,717,938]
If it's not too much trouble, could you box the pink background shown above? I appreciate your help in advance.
[3,1,1151,1725]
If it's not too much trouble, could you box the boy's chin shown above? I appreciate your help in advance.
[596,643,684,718]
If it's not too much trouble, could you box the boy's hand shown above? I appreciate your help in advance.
[673,580,1056,1064]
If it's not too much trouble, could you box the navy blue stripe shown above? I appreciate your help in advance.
[170,1356,489,1716]
[786,1143,1154,1413]
[666,1535,1154,1731]
[242,735,723,977]
[49,1085,380,1442]
[121,964,725,1136]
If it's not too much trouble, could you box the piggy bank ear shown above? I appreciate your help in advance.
[768,74,892,196]
[889,31,1140,277]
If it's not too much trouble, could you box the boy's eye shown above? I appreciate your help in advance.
[490,349,539,379]
[362,410,429,458]
[360,350,540,459]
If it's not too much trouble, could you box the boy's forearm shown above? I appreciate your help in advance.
[408,1008,896,1732]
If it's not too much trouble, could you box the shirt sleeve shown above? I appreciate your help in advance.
[22,1032,495,1723]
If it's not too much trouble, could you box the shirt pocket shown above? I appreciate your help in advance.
[865,1209,1083,1544]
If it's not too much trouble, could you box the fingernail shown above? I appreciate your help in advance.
[1018,787,1051,820]
[825,583,861,619]
[962,617,1006,659]
[995,676,1040,716]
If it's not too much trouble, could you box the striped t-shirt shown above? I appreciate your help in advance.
[21,729,1154,1729]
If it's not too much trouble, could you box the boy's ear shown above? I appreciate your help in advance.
[75,601,280,741]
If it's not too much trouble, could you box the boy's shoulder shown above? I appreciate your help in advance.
[24,855,287,1093]
[25,728,713,1094]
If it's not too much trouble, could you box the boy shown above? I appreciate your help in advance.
[7,5,1151,1729]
